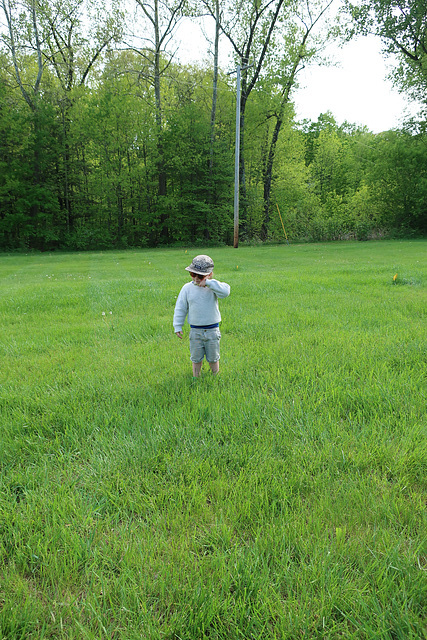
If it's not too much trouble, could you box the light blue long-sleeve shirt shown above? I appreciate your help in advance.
[173,278,230,333]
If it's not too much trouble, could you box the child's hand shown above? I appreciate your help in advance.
[175,331,183,339]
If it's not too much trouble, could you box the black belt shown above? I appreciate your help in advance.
[190,323,219,329]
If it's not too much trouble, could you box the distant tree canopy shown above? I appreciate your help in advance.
[0,0,425,250]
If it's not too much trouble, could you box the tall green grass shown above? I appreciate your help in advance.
[1,241,426,639]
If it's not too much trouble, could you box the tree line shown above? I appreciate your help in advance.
[0,0,426,251]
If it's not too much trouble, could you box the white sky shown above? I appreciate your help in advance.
[293,36,420,133]
[175,20,422,134]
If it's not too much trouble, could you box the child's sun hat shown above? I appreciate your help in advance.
[185,255,214,275]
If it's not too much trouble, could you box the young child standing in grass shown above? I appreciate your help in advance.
[173,255,230,378]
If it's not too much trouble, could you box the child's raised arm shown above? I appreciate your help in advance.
[205,279,230,299]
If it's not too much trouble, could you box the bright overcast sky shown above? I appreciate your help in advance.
[293,36,420,133]
[176,20,421,134]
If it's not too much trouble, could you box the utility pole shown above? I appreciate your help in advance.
[229,63,252,248]
[233,64,241,249]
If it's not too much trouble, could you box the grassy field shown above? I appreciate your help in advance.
[0,240,426,639]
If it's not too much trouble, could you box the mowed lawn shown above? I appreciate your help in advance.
[0,240,426,639]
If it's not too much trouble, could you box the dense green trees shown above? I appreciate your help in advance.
[0,0,425,250]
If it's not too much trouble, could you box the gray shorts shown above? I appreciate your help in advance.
[189,327,221,363]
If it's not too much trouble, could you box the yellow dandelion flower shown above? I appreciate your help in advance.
[393,273,398,282]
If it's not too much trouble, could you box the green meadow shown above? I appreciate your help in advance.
[0,240,426,639]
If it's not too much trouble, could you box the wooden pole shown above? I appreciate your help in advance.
[233,65,241,248]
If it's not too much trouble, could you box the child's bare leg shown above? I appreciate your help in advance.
[192,361,203,377]
[209,361,219,375]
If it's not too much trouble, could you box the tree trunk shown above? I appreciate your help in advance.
[209,0,220,175]
[153,0,167,198]
[262,115,282,239]
[261,38,311,237]
[2,0,44,235]
[239,90,248,235]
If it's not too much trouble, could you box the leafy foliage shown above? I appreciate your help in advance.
[0,0,426,249]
